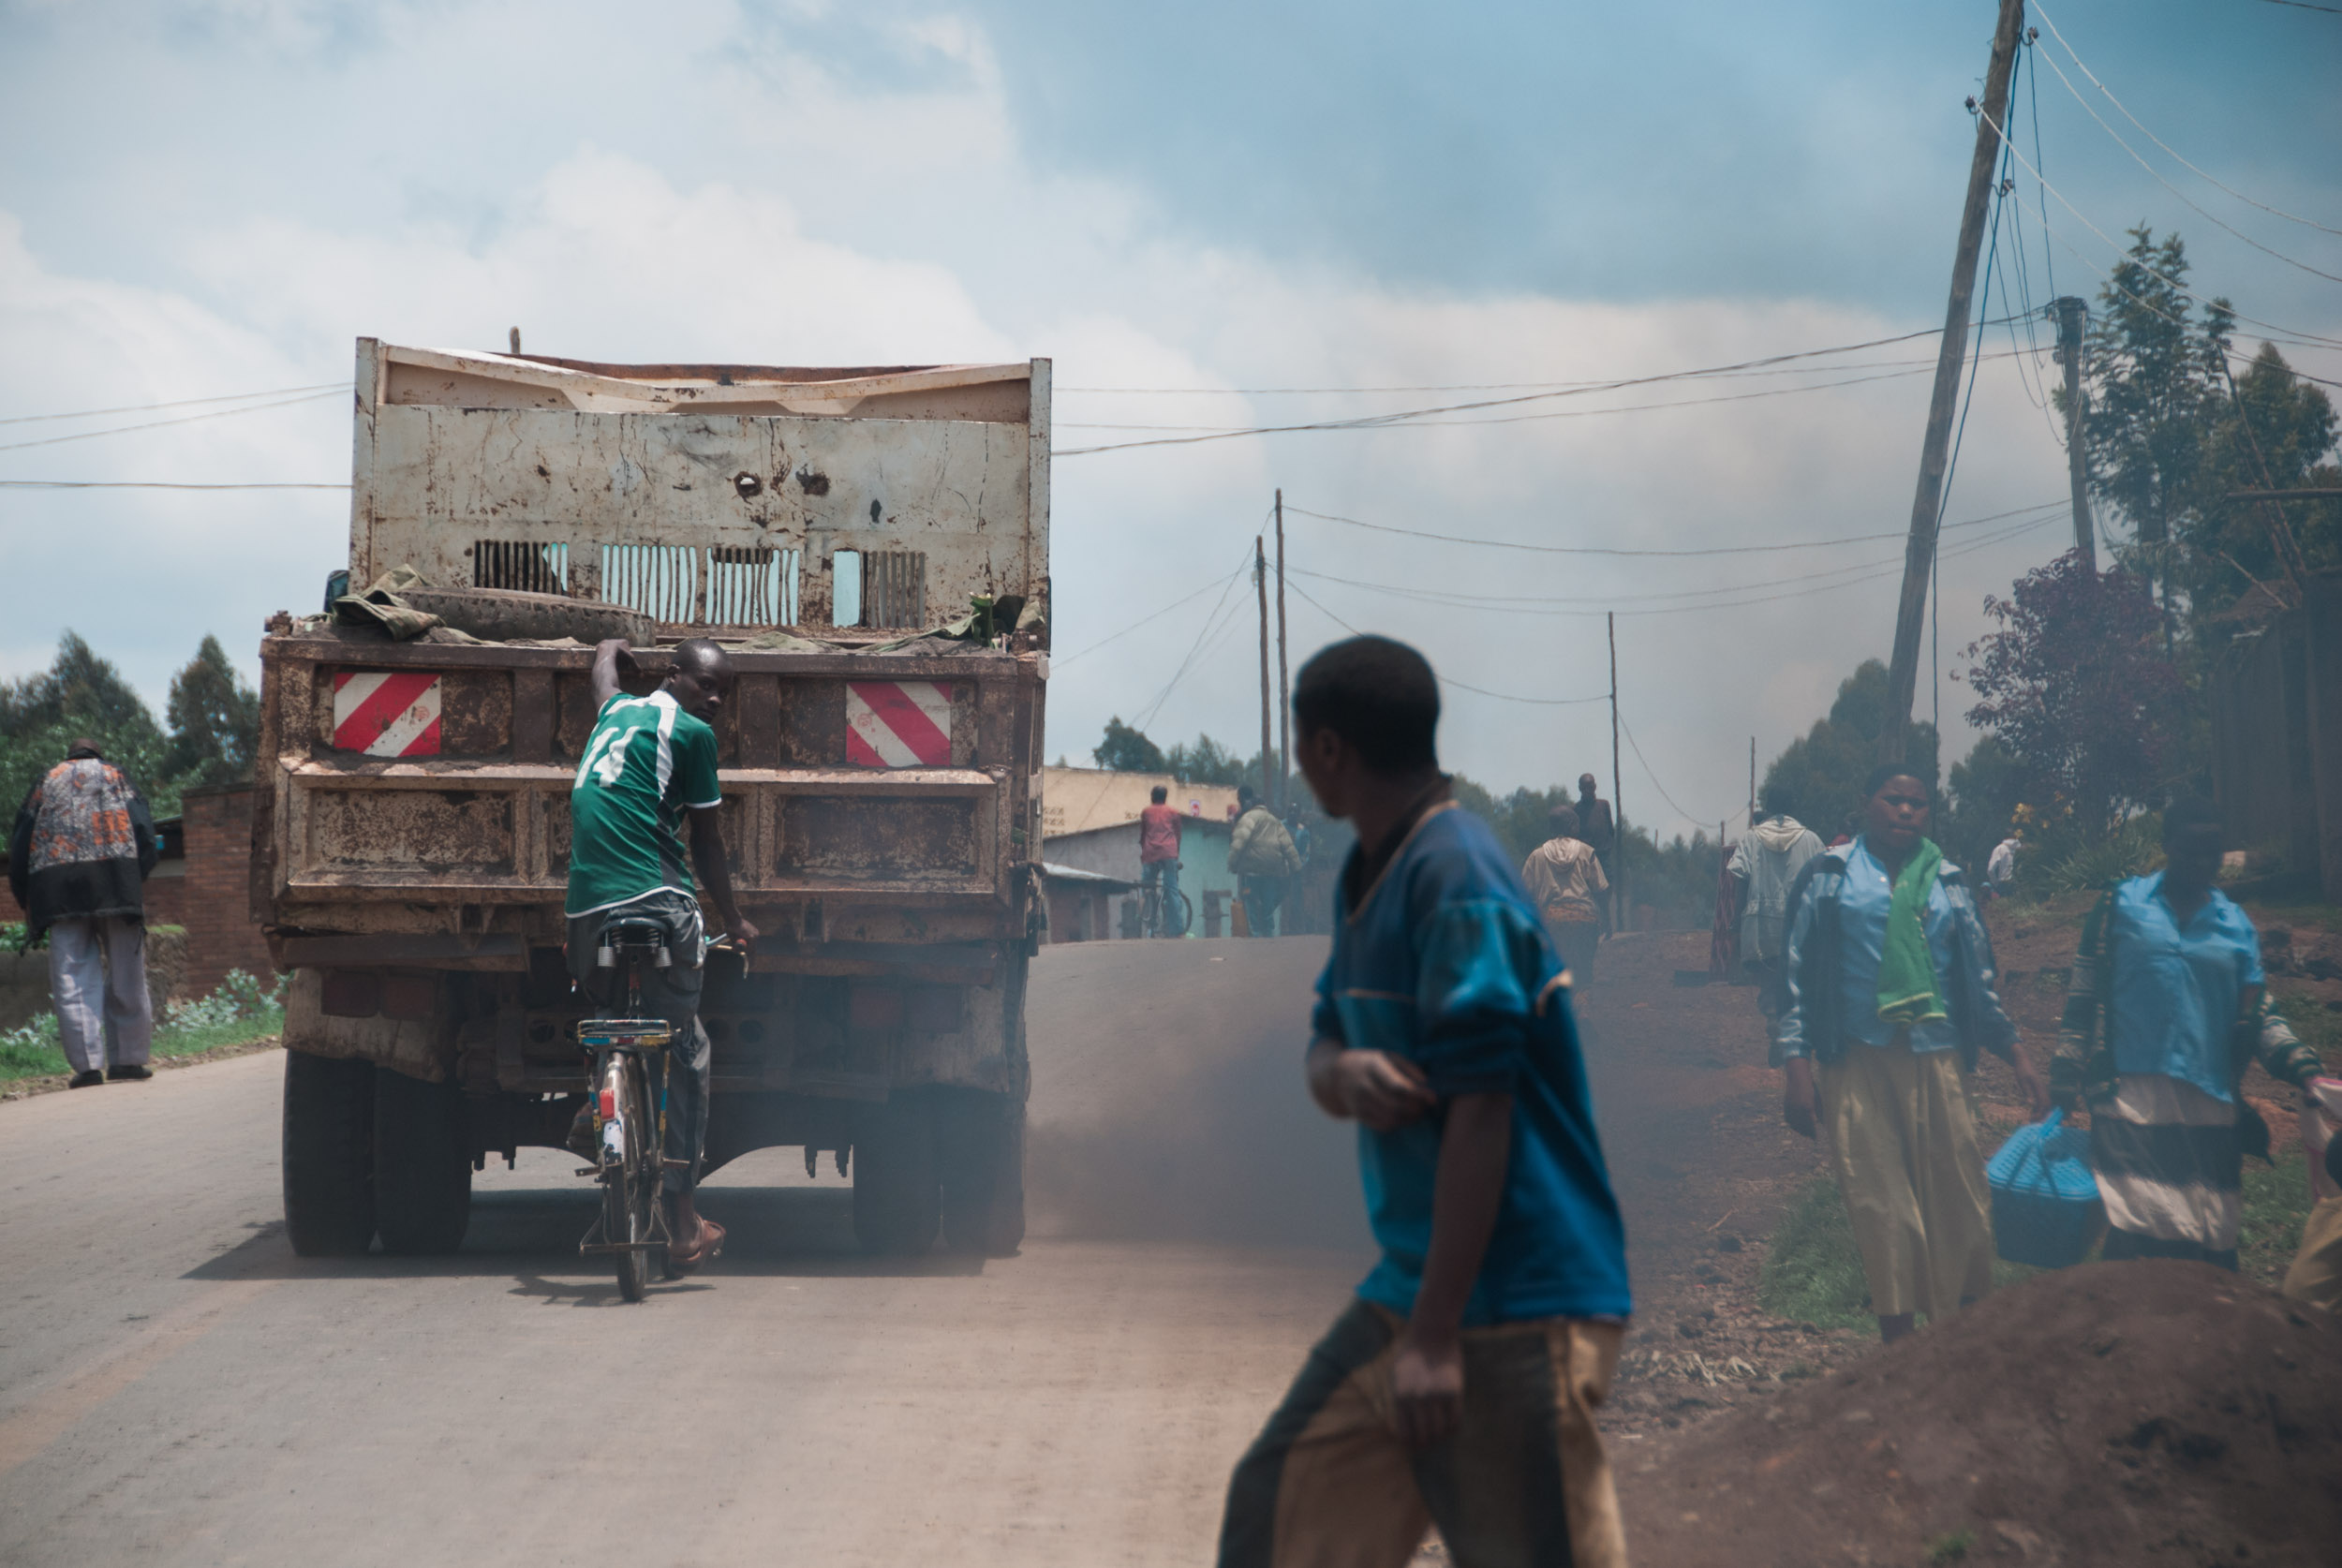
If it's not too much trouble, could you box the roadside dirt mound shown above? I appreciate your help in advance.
[1618,1261,2342,1567]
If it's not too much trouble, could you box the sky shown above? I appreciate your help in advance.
[2,0,2338,838]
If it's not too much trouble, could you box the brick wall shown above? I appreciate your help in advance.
[179,785,274,997]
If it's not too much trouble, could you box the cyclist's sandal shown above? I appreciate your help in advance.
[666,1217,726,1273]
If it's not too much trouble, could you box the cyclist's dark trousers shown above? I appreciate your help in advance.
[1240,875,1285,938]
[566,890,713,1199]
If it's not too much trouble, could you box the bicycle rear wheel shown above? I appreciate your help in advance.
[605,1055,656,1303]
[1172,890,1194,937]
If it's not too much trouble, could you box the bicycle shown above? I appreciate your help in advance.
[1139,875,1193,939]
[575,916,679,1302]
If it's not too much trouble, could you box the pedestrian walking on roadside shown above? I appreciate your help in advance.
[1219,636,1633,1568]
[7,739,159,1088]
[1984,829,2022,901]
[1521,803,1608,984]
[1727,785,1823,1025]
[1776,764,2046,1344]
[1575,773,1617,932]
[2052,799,2325,1270]
[1137,784,1185,937]
[1229,784,1303,938]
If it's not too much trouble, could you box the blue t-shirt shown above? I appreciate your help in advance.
[2107,873,2264,1104]
[1311,801,1632,1325]
[1834,837,1960,1053]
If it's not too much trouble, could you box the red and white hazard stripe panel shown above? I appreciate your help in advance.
[332,671,443,757]
[845,681,954,768]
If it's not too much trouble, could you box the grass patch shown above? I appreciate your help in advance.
[0,969,283,1083]
[1926,1528,1975,1563]
[2241,1148,2320,1287]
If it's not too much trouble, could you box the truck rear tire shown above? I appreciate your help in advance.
[852,1095,940,1254]
[938,1091,1025,1257]
[283,1049,377,1256]
[373,1067,472,1255]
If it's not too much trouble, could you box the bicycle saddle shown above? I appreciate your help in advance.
[596,917,673,969]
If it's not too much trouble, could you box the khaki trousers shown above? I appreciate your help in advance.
[1816,1043,1994,1322]
[2283,1197,2342,1312]
[1220,1300,1627,1568]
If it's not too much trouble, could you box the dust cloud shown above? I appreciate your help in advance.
[1025,939,1373,1252]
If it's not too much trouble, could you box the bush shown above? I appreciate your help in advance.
[0,969,286,1082]
[2019,812,2163,899]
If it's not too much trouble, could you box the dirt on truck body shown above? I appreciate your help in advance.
[261,339,1051,1260]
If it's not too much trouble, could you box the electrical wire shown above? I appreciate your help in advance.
[0,383,341,427]
[2250,0,2342,13]
[1052,570,1257,668]
[1055,323,2028,457]
[1620,716,1736,835]
[2030,38,2342,284]
[0,479,351,491]
[2031,2,2342,238]
[1058,352,1983,397]
[1129,542,1259,732]
[1979,104,2342,353]
[0,390,344,454]
[1281,579,1606,707]
[1282,496,2065,561]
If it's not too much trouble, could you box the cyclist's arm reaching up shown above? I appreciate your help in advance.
[591,638,634,708]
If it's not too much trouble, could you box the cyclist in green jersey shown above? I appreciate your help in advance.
[568,637,761,1272]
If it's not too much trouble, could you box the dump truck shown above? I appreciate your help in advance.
[259,339,1050,1259]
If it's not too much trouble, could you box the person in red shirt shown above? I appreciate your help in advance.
[1138,784,1186,936]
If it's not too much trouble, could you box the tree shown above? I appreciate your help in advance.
[2081,227,2232,574]
[1940,734,2028,871]
[1164,733,1251,787]
[2182,341,2342,620]
[0,632,172,819]
[1960,553,2184,836]
[1760,660,1940,843]
[162,635,261,790]
[1090,716,1165,773]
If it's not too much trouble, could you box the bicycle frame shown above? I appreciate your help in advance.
[576,948,676,1262]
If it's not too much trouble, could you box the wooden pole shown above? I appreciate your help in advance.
[1879,0,2027,764]
[1275,490,1291,814]
[1256,535,1274,807]
[1749,736,1757,824]
[2053,295,2097,570]
[1608,613,1626,932]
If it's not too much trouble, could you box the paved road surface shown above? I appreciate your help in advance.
[0,939,1372,1567]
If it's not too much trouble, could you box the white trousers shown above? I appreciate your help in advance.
[48,916,153,1073]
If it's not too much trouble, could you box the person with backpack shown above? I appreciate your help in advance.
[2053,799,2323,1270]
[1775,763,2046,1343]
[1228,784,1303,938]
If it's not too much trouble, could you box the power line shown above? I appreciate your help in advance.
[1282,496,2065,561]
[1057,352,1976,396]
[1054,322,2028,457]
[0,479,350,491]
[2251,0,2342,11]
[2031,2,2342,238]
[1620,716,1737,836]
[1281,579,1604,707]
[1130,542,1259,732]
[0,383,341,426]
[0,390,344,453]
[1053,571,1250,668]
[2029,37,2342,284]
[1979,103,2342,352]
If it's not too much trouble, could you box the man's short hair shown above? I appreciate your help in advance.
[1578,774,1597,792]
[66,737,103,761]
[2162,796,2225,847]
[1238,784,1258,809]
[1292,636,1439,776]
[1861,762,1930,803]
[1150,784,1168,805]
[1550,804,1581,838]
[1758,782,1796,818]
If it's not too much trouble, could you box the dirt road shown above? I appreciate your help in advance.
[0,939,1376,1567]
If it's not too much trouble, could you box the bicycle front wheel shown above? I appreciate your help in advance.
[1172,891,1194,937]
[605,1055,656,1303]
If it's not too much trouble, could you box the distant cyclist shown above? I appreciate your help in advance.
[1138,784,1185,936]
[567,638,761,1273]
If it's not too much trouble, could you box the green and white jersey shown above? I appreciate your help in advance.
[566,688,723,917]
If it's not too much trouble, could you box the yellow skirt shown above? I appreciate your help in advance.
[1816,1043,1994,1322]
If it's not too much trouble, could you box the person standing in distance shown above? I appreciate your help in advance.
[1137,783,1185,936]
[566,639,761,1273]
[1574,772,1617,933]
[1218,636,1632,1568]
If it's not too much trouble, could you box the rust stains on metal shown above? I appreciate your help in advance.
[307,790,516,874]
[778,796,977,881]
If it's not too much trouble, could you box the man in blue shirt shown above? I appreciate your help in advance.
[1218,636,1632,1568]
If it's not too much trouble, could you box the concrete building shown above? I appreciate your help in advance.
[1040,766,1244,938]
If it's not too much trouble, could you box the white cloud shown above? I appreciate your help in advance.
[0,2,2228,837]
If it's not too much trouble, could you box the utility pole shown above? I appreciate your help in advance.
[2053,296,2096,570]
[1255,536,1274,808]
[1608,613,1627,933]
[1749,736,1756,825]
[1275,490,1291,814]
[1879,0,2027,765]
